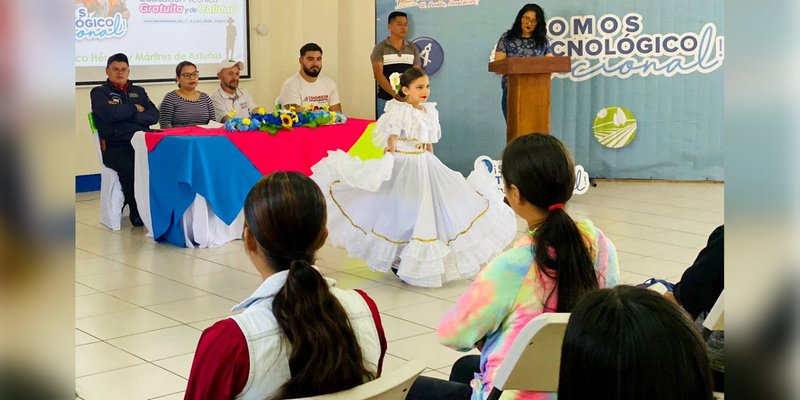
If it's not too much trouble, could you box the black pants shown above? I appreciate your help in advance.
[102,141,139,219]
[406,355,479,400]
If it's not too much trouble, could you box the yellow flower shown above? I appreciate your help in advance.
[253,107,266,115]
[291,112,299,123]
[227,110,237,118]
[280,114,293,128]
[289,106,296,112]
[330,111,337,118]
[242,118,251,125]
[322,105,330,111]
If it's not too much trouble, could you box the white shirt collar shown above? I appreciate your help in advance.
[216,86,243,100]
[230,267,337,312]
[231,270,289,312]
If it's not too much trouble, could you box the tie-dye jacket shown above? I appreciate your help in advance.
[438,219,619,400]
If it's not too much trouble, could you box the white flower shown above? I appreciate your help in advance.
[389,72,402,94]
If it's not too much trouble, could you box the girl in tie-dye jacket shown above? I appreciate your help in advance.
[435,135,619,400]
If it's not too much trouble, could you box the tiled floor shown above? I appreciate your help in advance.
[74,181,723,400]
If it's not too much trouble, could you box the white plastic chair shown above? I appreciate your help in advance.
[290,359,426,400]
[88,113,126,230]
[705,292,724,400]
[703,290,724,332]
[486,313,570,400]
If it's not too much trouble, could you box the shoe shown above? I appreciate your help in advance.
[130,215,144,227]
[390,257,401,276]
[641,278,675,292]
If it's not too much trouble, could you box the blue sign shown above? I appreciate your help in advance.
[412,37,444,75]
[377,0,724,180]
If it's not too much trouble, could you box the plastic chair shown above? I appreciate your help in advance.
[290,359,426,400]
[88,112,126,230]
[486,313,570,400]
[703,289,724,332]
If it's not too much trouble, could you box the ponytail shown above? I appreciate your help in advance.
[272,259,374,398]
[533,208,597,312]
[243,172,374,399]
[501,134,598,312]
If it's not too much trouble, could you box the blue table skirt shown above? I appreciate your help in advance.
[148,136,263,247]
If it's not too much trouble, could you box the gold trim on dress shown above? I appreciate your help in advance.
[329,181,492,246]
[329,181,367,236]
[446,205,489,244]
[394,150,426,155]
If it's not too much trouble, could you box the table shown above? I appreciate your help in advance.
[132,119,380,247]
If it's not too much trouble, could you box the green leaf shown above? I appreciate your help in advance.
[259,125,280,135]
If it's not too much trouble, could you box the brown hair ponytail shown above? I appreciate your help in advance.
[243,172,374,398]
[501,134,598,312]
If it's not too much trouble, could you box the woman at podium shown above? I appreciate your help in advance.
[494,3,553,120]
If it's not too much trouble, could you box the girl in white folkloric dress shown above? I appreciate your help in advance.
[311,67,516,287]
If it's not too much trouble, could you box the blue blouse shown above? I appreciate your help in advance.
[496,31,552,58]
[496,31,552,86]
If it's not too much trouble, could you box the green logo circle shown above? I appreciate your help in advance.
[593,106,638,149]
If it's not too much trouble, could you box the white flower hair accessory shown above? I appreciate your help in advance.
[389,72,402,95]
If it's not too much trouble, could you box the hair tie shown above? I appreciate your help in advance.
[548,203,565,211]
[288,252,308,262]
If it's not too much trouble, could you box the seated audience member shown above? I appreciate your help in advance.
[184,172,386,400]
[90,53,159,227]
[407,134,619,400]
[670,225,724,320]
[643,225,724,391]
[558,286,715,400]
[278,43,342,112]
[158,61,215,128]
[210,59,257,122]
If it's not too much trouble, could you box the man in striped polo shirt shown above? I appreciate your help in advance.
[370,11,421,117]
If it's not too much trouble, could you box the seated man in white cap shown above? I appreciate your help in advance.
[210,59,258,122]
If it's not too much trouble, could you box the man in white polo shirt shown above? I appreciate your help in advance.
[278,43,342,112]
[210,59,258,122]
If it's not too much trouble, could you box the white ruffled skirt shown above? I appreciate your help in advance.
[311,143,516,287]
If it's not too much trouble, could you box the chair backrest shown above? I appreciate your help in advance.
[491,313,570,393]
[703,290,724,331]
[290,359,426,400]
[88,112,98,134]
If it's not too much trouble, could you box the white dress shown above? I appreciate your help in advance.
[311,100,516,287]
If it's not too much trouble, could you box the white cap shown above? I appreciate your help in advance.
[217,59,244,73]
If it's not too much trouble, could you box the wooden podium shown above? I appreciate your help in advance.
[489,56,571,142]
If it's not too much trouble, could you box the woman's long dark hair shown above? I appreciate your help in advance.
[501,134,597,312]
[558,286,714,400]
[243,172,374,398]
[507,3,548,49]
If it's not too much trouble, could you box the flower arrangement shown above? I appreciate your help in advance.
[224,104,347,134]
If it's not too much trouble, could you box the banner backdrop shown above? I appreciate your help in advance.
[75,0,249,84]
[376,0,724,180]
